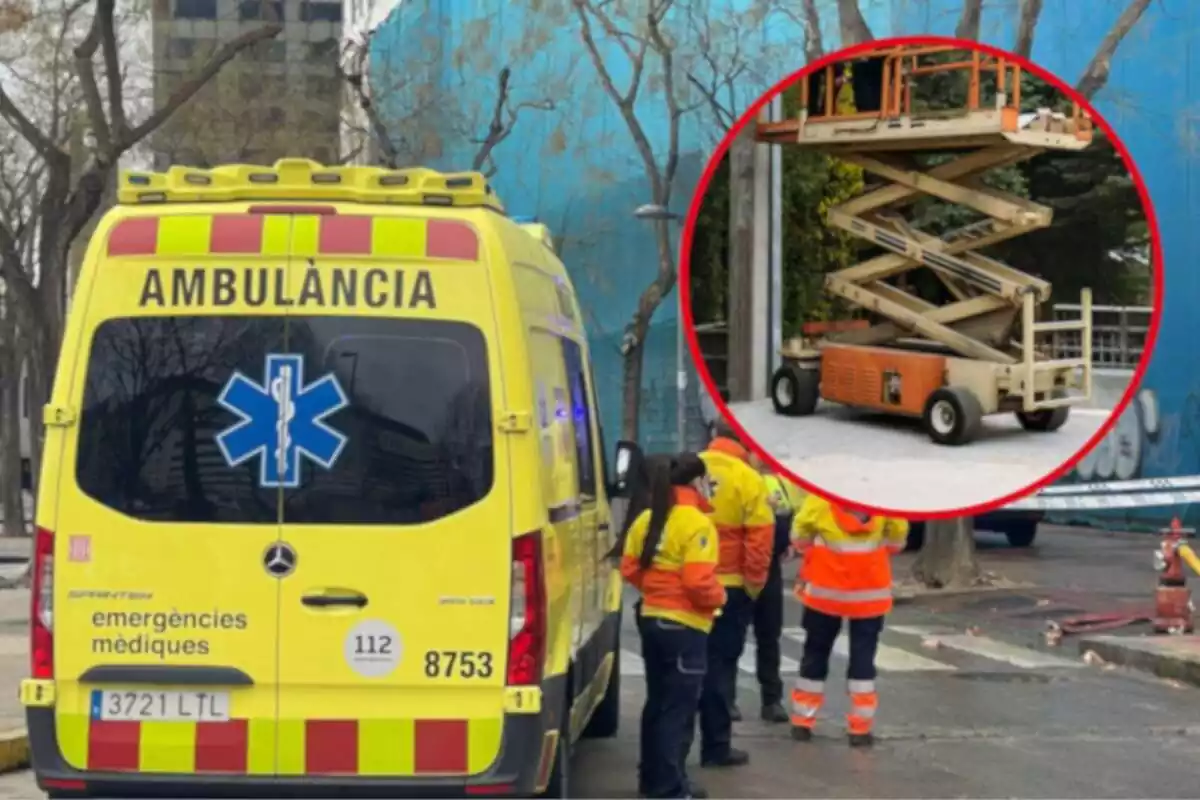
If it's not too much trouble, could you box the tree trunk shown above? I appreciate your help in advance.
[913,517,980,589]
[0,340,23,537]
[619,214,677,443]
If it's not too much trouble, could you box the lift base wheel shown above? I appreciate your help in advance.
[923,386,983,446]
[1017,404,1070,433]
[771,362,820,417]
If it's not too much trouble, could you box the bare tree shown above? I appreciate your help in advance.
[571,0,693,441]
[0,0,281,509]
[836,0,874,45]
[340,7,564,174]
[1013,0,1045,58]
[955,0,984,41]
[1074,0,1153,100]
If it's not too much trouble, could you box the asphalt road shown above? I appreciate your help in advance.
[728,398,1111,514]
[4,526,1197,798]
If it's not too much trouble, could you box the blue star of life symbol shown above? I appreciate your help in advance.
[216,354,350,488]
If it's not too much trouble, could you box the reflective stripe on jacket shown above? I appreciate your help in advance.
[620,487,728,633]
[700,438,775,592]
[790,495,908,619]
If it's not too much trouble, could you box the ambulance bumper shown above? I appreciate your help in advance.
[26,678,564,798]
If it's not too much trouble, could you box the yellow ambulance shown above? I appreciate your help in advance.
[21,160,625,797]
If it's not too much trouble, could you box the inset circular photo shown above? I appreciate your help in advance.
[682,36,1161,518]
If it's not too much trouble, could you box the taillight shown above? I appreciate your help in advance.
[31,527,54,679]
[507,531,546,686]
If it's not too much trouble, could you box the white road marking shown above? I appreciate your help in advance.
[782,627,955,672]
[888,625,1084,669]
[738,641,801,675]
[621,648,645,676]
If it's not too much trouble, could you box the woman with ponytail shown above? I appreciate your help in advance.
[620,453,726,800]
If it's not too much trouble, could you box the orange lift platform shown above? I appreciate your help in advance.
[756,44,1096,446]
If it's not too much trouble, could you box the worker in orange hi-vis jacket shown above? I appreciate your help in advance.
[695,418,775,768]
[788,494,909,748]
[620,453,726,800]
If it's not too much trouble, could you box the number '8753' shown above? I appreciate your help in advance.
[424,650,494,679]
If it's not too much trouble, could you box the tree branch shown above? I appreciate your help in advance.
[572,0,664,202]
[124,23,282,150]
[73,0,114,156]
[645,1,680,202]
[1013,0,1044,58]
[1075,0,1151,100]
[685,73,736,131]
[803,0,824,63]
[97,0,129,142]
[468,66,554,175]
[0,86,61,160]
[836,0,873,46]
[954,0,983,40]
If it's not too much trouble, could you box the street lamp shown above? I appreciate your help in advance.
[633,203,687,450]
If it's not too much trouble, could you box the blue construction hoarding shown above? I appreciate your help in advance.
[368,1,1189,528]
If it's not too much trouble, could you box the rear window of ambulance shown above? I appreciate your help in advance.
[76,315,494,524]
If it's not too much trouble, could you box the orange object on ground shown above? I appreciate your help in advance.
[1154,518,1196,634]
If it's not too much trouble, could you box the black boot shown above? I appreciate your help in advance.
[760,702,789,723]
[701,748,750,768]
[848,732,875,748]
[791,725,813,741]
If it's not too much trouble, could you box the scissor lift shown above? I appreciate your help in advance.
[756,45,1096,445]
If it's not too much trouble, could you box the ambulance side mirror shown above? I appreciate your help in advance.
[610,440,642,499]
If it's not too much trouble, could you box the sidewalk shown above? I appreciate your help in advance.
[0,594,28,774]
[1079,633,1200,687]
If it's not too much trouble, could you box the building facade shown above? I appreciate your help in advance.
[149,0,345,168]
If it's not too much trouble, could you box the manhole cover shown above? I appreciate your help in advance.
[950,672,1056,684]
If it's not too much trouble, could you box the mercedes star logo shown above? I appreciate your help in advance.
[263,542,297,577]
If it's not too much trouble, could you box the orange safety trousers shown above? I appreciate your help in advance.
[788,607,884,736]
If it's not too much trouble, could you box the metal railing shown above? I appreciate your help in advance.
[1051,304,1151,369]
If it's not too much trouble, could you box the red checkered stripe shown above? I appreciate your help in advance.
[106,213,480,260]
[81,716,491,776]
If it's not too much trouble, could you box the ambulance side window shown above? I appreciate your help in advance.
[560,338,596,497]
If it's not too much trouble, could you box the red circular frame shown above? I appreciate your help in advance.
[679,34,1164,520]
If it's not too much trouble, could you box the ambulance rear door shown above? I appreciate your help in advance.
[271,210,514,779]
[46,210,290,776]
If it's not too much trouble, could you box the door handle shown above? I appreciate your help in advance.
[301,589,368,609]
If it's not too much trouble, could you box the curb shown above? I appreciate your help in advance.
[893,581,1035,603]
[0,728,29,774]
[1079,635,1200,688]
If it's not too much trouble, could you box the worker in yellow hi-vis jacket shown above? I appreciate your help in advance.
[737,460,806,723]
[695,418,774,768]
